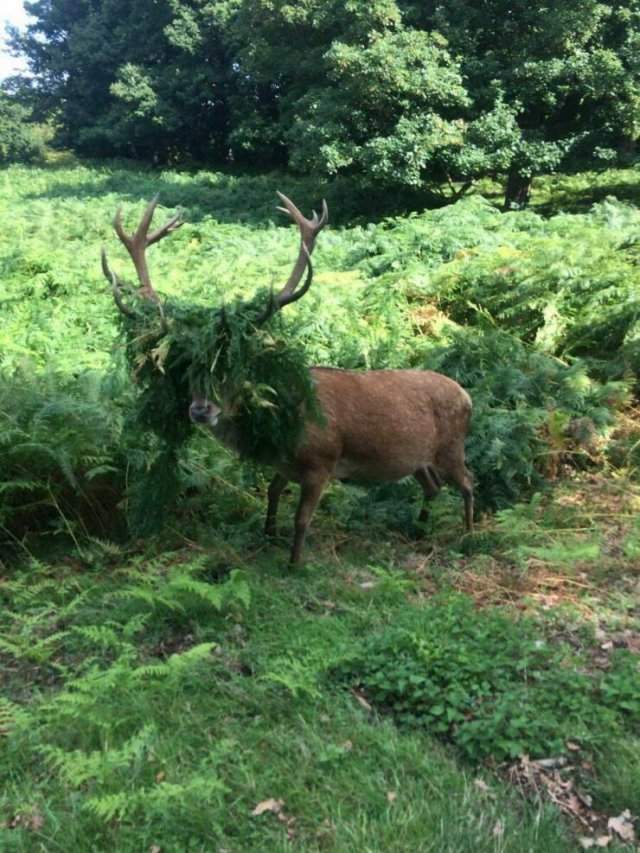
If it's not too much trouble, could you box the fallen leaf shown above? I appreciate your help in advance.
[535,757,568,769]
[149,846,162,853]
[474,778,490,793]
[387,791,397,803]
[352,690,372,712]
[607,810,635,842]
[358,581,377,590]
[577,791,593,808]
[6,813,45,832]
[595,837,611,848]
[566,741,581,752]
[625,635,640,653]
[251,798,284,817]
[340,740,353,752]
[579,839,595,849]
[155,771,166,783]
[29,813,44,831]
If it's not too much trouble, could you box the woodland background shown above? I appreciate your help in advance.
[3,0,640,208]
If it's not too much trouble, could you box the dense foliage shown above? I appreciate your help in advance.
[1,163,640,851]
[337,596,640,762]
[8,0,640,203]
[1,163,638,545]
[120,290,321,533]
[0,92,43,164]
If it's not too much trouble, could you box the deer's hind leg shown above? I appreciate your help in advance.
[438,448,474,533]
[449,464,474,533]
[459,466,474,533]
[414,466,442,525]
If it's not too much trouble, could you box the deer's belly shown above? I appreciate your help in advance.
[333,456,417,482]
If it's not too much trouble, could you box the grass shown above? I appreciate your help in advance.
[1,157,639,850]
[1,473,639,851]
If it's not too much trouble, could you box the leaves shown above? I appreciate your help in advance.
[251,798,284,817]
[336,597,640,763]
[607,810,636,842]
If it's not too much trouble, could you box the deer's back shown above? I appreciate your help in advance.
[288,368,471,482]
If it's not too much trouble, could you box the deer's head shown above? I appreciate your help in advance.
[102,192,328,428]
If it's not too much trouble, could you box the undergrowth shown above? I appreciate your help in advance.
[2,162,639,545]
[1,477,639,850]
[336,596,640,763]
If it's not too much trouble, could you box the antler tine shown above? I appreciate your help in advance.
[147,211,184,246]
[110,195,183,304]
[258,246,313,323]
[313,199,329,228]
[100,247,135,317]
[136,194,161,243]
[113,206,129,247]
[272,191,328,307]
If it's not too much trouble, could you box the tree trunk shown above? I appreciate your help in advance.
[618,136,637,165]
[503,170,532,210]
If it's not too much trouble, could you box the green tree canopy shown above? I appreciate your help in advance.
[11,0,238,161]
[8,0,640,204]
[0,91,43,164]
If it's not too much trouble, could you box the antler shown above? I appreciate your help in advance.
[268,192,328,314]
[101,195,184,317]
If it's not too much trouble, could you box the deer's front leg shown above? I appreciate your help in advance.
[290,470,329,566]
[265,473,288,538]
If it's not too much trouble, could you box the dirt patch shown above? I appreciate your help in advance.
[505,755,636,848]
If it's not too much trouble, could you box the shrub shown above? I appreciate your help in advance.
[424,199,640,383]
[0,369,127,546]
[0,93,44,164]
[427,327,626,509]
[335,596,640,763]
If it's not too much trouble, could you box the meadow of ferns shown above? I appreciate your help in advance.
[1,161,640,851]
[1,162,639,542]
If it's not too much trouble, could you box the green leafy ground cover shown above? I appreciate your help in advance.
[1,161,640,850]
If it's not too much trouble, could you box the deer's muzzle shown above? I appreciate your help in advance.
[189,398,221,427]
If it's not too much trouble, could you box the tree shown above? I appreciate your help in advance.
[231,0,472,192]
[0,91,44,164]
[10,0,238,161]
[406,0,640,207]
[7,0,640,206]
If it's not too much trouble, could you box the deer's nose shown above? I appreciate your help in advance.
[189,401,211,423]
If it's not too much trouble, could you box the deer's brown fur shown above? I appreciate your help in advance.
[196,366,473,565]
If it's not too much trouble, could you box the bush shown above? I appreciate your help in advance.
[0,370,127,546]
[427,327,627,509]
[424,199,640,382]
[0,93,44,164]
[335,596,640,763]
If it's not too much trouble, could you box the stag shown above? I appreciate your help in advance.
[102,194,473,564]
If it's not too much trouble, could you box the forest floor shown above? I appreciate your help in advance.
[2,469,639,852]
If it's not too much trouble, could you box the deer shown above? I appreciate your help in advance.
[101,193,474,565]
